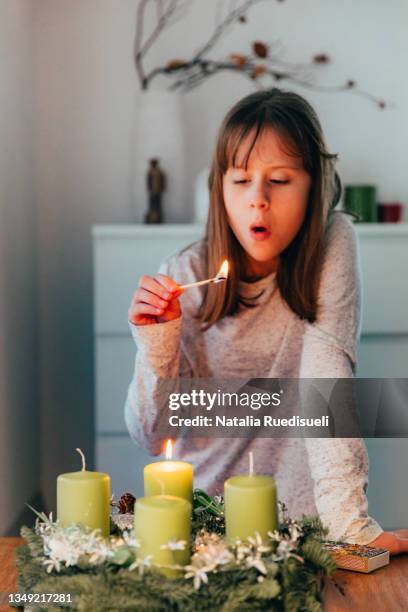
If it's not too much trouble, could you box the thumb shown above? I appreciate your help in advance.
[171,287,184,299]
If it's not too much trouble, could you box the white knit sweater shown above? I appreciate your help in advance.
[125,212,383,544]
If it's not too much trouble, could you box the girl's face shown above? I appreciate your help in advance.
[223,127,312,278]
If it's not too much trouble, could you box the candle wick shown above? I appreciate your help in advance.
[76,447,86,471]
[249,451,254,476]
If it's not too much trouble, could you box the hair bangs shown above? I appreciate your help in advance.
[221,107,312,175]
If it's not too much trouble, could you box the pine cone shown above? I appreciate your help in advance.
[118,492,136,514]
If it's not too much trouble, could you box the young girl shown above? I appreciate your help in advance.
[126,88,408,553]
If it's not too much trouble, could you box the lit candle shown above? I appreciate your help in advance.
[57,448,111,537]
[224,451,277,543]
[144,440,193,503]
[134,494,191,578]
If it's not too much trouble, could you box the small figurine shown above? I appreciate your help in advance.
[144,158,166,224]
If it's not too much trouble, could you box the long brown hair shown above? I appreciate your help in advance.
[197,87,341,330]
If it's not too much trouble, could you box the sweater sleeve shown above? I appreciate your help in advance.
[300,212,383,544]
[124,256,194,456]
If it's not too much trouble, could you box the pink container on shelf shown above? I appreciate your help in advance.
[377,202,404,223]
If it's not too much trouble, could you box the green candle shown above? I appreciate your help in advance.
[57,448,110,537]
[144,439,193,503]
[225,452,277,543]
[134,495,191,578]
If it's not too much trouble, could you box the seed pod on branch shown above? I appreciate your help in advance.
[253,41,268,58]
[165,59,187,71]
[230,53,247,68]
[252,64,267,78]
[313,53,330,64]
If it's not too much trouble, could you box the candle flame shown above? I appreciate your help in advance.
[216,259,229,280]
[165,439,173,460]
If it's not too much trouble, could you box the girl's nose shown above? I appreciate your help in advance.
[249,190,270,210]
[248,180,271,209]
[250,199,269,209]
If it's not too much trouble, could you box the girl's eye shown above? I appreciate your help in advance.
[233,179,289,185]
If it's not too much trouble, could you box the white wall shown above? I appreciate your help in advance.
[30,1,408,511]
[0,0,40,535]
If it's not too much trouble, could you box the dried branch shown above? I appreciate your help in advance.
[134,0,149,88]
[133,0,389,109]
[193,0,268,61]
[134,0,188,89]
[165,58,388,109]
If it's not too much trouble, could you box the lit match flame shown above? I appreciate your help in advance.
[215,259,229,281]
[165,439,173,460]
[179,259,229,290]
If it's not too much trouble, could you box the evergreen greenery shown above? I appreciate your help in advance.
[14,491,337,611]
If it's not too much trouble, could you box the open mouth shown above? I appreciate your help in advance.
[249,223,271,240]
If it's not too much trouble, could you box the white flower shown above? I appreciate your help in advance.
[196,543,233,570]
[275,540,303,563]
[38,520,130,572]
[184,565,209,590]
[88,541,113,565]
[235,541,251,562]
[289,523,302,543]
[248,532,271,554]
[128,555,153,576]
[209,544,234,566]
[246,556,267,575]
[191,535,234,573]
[160,538,187,551]
[42,534,80,571]
[267,530,281,542]
[44,558,61,573]
[122,529,140,548]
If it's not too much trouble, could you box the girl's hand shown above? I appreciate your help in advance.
[128,273,183,326]
[368,529,408,555]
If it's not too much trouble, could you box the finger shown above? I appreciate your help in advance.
[138,275,173,300]
[155,273,181,293]
[171,286,184,299]
[133,288,169,310]
[129,303,164,319]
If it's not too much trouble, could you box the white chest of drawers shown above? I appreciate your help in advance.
[92,223,408,528]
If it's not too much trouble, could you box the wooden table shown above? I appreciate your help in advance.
[1,538,407,611]
[0,539,24,612]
